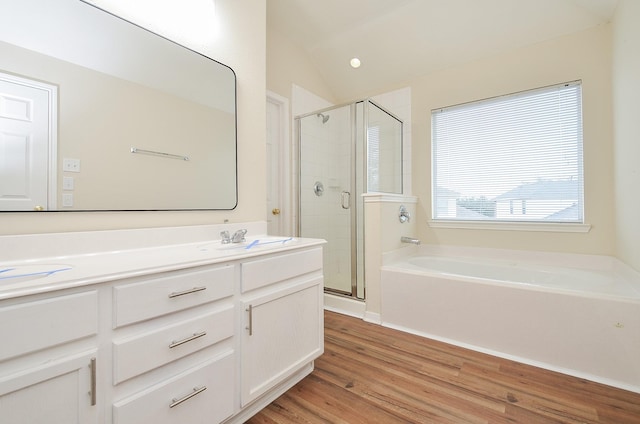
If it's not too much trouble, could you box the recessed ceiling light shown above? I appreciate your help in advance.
[350,57,361,69]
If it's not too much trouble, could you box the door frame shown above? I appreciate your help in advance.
[266,91,292,236]
[0,71,58,210]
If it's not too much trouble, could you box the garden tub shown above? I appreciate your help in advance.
[380,246,640,393]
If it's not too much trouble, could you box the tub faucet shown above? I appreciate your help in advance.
[401,236,421,245]
[231,229,247,243]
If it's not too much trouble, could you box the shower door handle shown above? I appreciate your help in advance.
[341,191,351,209]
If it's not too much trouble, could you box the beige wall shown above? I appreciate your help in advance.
[1,0,266,235]
[364,198,418,317]
[267,27,335,105]
[410,25,615,256]
[267,15,622,262]
[613,0,640,271]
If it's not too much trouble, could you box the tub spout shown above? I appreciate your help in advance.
[401,236,421,245]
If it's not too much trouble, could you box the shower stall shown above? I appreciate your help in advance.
[296,100,403,299]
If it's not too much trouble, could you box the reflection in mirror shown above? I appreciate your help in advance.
[0,0,237,211]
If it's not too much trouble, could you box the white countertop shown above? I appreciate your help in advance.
[0,223,325,300]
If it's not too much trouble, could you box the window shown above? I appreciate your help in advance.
[432,81,584,224]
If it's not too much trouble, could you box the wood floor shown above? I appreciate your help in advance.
[247,311,640,424]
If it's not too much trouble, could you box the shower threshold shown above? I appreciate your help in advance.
[324,291,366,319]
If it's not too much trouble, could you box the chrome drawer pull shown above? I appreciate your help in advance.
[168,286,207,298]
[169,386,207,409]
[89,357,97,406]
[246,304,253,336]
[169,331,207,349]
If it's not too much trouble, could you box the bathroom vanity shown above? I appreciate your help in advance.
[0,223,325,423]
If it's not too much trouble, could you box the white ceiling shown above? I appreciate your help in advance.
[267,0,618,101]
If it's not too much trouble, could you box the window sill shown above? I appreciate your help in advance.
[428,220,591,233]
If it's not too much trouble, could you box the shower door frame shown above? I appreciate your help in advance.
[296,99,402,300]
[296,102,361,298]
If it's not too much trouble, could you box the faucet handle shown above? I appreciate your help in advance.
[399,205,411,223]
[220,230,231,244]
[231,229,247,243]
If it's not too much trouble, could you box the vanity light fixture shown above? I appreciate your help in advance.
[350,57,361,69]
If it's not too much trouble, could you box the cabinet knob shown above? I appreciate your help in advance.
[272,208,281,216]
[34,205,44,211]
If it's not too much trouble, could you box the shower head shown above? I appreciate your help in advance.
[317,113,330,124]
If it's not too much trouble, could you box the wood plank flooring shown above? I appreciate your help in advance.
[246,311,640,423]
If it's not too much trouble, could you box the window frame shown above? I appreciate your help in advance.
[429,81,590,233]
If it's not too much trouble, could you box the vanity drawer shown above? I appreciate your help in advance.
[0,291,98,361]
[113,264,234,327]
[113,307,234,384]
[113,352,234,424]
[241,247,322,292]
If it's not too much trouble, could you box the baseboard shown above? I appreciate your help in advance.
[363,311,381,324]
[323,293,365,318]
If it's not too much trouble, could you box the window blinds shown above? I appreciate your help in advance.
[432,81,583,223]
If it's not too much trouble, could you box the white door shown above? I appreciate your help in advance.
[0,73,56,211]
[266,92,290,236]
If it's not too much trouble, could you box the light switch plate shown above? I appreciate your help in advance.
[63,176,74,190]
[63,158,81,173]
[62,193,74,207]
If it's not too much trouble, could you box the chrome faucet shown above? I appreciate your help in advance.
[220,229,247,244]
[401,236,421,245]
[220,229,248,244]
[231,229,247,243]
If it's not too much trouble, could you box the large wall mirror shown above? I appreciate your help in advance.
[0,0,237,211]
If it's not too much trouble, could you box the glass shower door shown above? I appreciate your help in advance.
[298,104,355,296]
[297,99,401,300]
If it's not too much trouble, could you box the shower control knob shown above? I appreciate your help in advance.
[313,181,324,196]
[272,208,281,215]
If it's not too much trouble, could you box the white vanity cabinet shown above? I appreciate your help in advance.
[0,230,325,424]
[111,264,236,424]
[0,290,99,424]
[239,248,324,407]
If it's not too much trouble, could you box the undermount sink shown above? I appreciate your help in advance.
[0,264,73,283]
[198,237,295,252]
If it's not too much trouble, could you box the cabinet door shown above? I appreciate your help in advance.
[241,277,323,406]
[0,350,98,424]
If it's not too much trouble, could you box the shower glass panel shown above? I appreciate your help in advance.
[299,104,354,295]
[367,102,403,194]
[298,100,402,299]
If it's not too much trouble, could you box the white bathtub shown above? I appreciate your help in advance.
[380,247,640,393]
